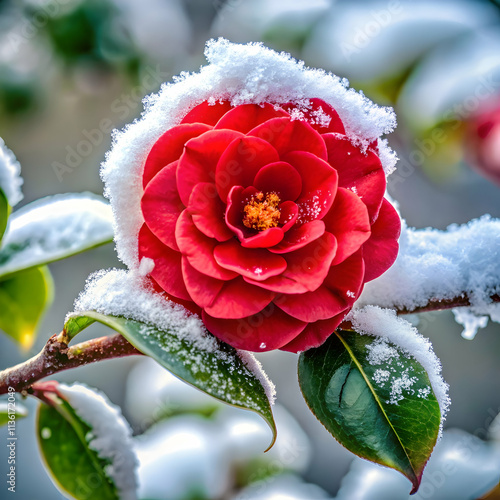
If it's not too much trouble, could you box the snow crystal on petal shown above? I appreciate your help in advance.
[0,138,23,207]
[57,383,138,500]
[101,38,397,269]
[359,216,500,336]
[348,306,450,428]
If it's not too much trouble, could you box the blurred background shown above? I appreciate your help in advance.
[1,0,500,498]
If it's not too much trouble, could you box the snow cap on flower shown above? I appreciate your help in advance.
[102,38,397,270]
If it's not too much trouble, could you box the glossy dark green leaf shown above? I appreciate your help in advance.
[65,311,277,450]
[37,397,119,499]
[298,330,441,493]
[0,266,53,349]
[0,400,28,427]
[0,189,10,243]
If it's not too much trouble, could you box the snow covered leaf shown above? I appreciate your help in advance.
[0,400,28,426]
[0,189,9,243]
[64,311,277,450]
[0,193,114,280]
[0,137,23,209]
[36,382,137,500]
[0,266,53,349]
[298,329,441,494]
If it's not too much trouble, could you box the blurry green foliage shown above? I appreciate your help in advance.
[35,0,140,74]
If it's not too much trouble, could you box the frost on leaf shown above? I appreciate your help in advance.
[348,306,450,428]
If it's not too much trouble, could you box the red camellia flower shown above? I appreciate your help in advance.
[138,98,401,352]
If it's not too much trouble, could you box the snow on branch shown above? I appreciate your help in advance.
[358,216,500,338]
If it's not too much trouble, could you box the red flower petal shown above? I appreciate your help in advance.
[276,245,364,323]
[243,274,309,294]
[141,160,183,251]
[148,275,202,316]
[283,151,338,223]
[283,232,338,292]
[322,187,371,265]
[323,134,386,222]
[249,117,328,160]
[224,185,252,236]
[244,232,337,293]
[270,220,325,254]
[181,100,233,126]
[214,239,287,281]
[282,98,345,134]
[143,123,211,187]
[215,136,279,201]
[279,201,299,232]
[253,161,302,201]
[276,286,347,322]
[362,199,401,282]
[215,103,289,133]
[175,210,238,280]
[280,314,346,353]
[202,304,307,351]
[177,129,244,206]
[240,228,285,249]
[188,182,233,241]
[138,224,191,301]
[324,249,365,302]
[181,257,224,308]
[204,278,276,319]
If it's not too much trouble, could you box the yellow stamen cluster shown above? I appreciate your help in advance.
[243,192,281,231]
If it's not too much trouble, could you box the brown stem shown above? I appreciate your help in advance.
[0,333,142,395]
[339,293,500,331]
[397,293,500,315]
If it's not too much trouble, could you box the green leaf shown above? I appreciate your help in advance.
[0,193,113,280]
[0,189,10,243]
[37,397,119,500]
[65,311,277,449]
[0,400,28,426]
[298,329,441,494]
[0,266,54,349]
